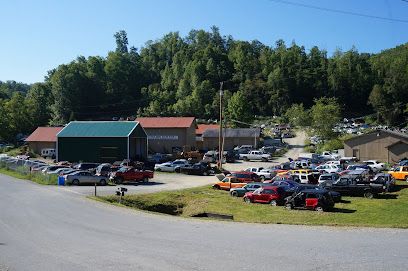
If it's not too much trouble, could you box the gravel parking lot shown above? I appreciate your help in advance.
[55,131,307,196]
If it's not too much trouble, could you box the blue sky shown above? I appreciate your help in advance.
[1,0,407,83]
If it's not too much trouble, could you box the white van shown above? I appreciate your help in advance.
[41,148,56,159]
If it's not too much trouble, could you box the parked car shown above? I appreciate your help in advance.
[42,165,69,174]
[346,164,372,172]
[109,167,154,184]
[229,182,266,197]
[95,163,119,177]
[229,171,261,183]
[47,168,77,175]
[41,148,56,159]
[147,153,171,163]
[285,189,335,212]
[371,173,395,192]
[320,175,384,198]
[291,172,319,184]
[180,162,214,176]
[260,146,276,154]
[388,166,408,181]
[243,186,286,206]
[240,150,272,162]
[244,167,275,181]
[234,145,253,154]
[65,171,108,186]
[212,176,247,190]
[154,159,190,173]
[315,164,341,174]
[320,151,340,160]
[72,163,100,171]
[363,160,386,172]
[318,173,340,185]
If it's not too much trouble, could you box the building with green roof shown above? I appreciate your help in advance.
[57,121,147,163]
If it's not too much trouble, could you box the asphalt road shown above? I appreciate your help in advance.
[1,173,408,271]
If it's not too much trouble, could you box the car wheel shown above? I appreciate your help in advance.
[243,157,249,161]
[285,203,293,210]
[260,175,266,181]
[156,168,161,172]
[213,185,220,190]
[244,197,252,203]
[315,205,324,212]
[99,179,107,186]
[270,200,277,206]
[405,175,408,182]
[203,171,209,176]
[364,191,374,199]
[231,191,238,197]
[175,168,181,173]
[115,177,123,185]
[72,179,80,186]
[143,177,149,183]
[262,157,267,162]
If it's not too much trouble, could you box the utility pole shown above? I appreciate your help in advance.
[218,82,224,170]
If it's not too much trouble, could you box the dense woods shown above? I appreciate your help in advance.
[0,27,407,142]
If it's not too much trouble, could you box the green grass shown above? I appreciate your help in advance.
[0,167,58,185]
[98,181,408,228]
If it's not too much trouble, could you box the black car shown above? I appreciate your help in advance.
[285,189,335,212]
[180,162,214,176]
[320,174,385,198]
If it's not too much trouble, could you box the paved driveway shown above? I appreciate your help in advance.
[1,173,407,271]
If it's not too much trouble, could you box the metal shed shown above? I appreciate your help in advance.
[57,121,147,163]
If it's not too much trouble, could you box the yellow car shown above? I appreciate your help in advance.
[388,166,408,181]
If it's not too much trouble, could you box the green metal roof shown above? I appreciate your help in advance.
[57,121,140,138]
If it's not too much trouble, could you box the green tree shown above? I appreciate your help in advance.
[285,103,311,127]
[311,97,341,139]
[226,90,253,127]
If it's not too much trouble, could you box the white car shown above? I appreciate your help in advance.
[363,160,386,172]
[315,164,341,174]
[325,160,341,166]
[320,151,340,160]
[244,167,274,180]
[47,168,77,175]
[154,159,190,173]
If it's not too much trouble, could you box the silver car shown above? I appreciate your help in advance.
[64,170,108,186]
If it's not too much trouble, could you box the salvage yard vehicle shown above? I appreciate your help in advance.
[285,189,335,212]
[320,151,340,160]
[212,176,247,190]
[318,173,340,185]
[243,186,286,206]
[363,160,386,172]
[244,167,275,181]
[388,166,408,181]
[109,167,154,184]
[291,172,319,184]
[65,170,108,186]
[229,182,266,197]
[154,159,190,172]
[315,164,341,174]
[320,174,384,198]
[371,173,395,192]
[73,163,100,171]
[180,162,215,176]
[239,150,272,162]
[230,171,261,183]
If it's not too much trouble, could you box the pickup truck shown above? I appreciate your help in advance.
[244,167,275,180]
[388,166,408,181]
[240,151,272,162]
[320,174,384,198]
[320,151,340,160]
[109,167,154,184]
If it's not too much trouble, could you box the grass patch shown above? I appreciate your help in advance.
[98,181,408,228]
[0,167,58,185]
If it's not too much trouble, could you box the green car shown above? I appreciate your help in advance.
[229,182,266,197]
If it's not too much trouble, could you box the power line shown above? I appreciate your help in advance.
[268,0,408,23]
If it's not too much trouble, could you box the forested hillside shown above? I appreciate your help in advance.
[0,27,407,142]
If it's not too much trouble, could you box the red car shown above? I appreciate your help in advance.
[109,166,154,184]
[243,186,286,206]
[230,171,261,183]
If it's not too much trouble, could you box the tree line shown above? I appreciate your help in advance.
[0,27,407,142]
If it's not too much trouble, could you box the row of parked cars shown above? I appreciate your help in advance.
[209,155,400,212]
[0,155,154,186]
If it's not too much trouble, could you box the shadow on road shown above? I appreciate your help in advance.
[127,181,164,186]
